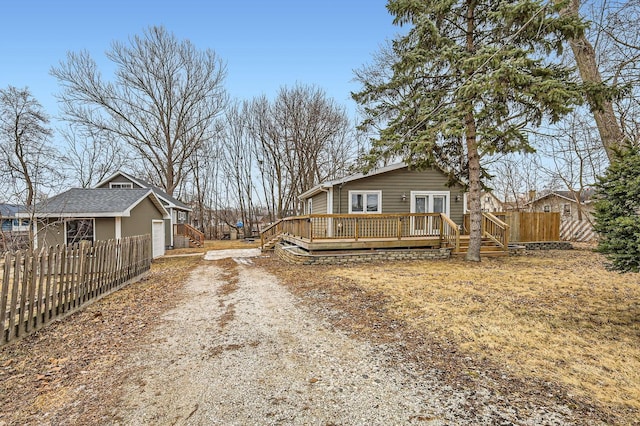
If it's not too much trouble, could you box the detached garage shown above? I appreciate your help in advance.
[20,188,170,258]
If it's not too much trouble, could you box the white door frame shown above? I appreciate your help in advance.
[410,191,450,235]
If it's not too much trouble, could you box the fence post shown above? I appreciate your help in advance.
[0,252,11,344]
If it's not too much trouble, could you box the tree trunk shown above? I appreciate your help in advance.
[556,0,624,160]
[465,112,482,262]
[464,0,481,262]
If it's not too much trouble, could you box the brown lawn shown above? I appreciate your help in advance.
[263,247,640,424]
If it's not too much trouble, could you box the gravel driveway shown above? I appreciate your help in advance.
[112,250,576,425]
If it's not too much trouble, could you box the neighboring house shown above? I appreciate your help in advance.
[0,204,30,233]
[95,171,192,248]
[0,204,31,251]
[18,188,170,258]
[527,189,595,222]
[526,189,596,241]
[480,191,504,213]
[299,163,466,224]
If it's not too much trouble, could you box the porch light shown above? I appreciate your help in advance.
[455,194,461,202]
[401,193,407,202]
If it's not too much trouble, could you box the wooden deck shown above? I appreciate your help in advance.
[260,213,510,256]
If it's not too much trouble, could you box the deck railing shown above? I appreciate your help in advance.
[174,223,205,247]
[259,219,284,248]
[261,213,461,249]
[481,212,509,249]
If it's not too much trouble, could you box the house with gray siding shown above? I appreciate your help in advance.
[18,188,169,258]
[95,171,192,248]
[299,163,466,224]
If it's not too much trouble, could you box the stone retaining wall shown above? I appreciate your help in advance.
[275,243,451,265]
[520,241,573,250]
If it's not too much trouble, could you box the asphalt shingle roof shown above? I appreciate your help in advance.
[0,204,23,217]
[110,171,190,210]
[31,188,155,215]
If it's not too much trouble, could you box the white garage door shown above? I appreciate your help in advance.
[152,220,165,258]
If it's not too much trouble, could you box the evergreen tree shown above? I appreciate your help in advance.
[593,146,640,273]
[353,0,587,261]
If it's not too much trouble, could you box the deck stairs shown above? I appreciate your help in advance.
[454,236,508,257]
[261,234,282,251]
[174,223,205,248]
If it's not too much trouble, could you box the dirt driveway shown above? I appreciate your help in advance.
[108,250,579,425]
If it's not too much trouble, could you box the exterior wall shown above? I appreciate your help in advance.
[310,192,328,214]
[121,197,164,240]
[37,218,117,248]
[96,175,143,189]
[95,218,115,241]
[37,219,65,247]
[530,195,594,222]
[329,167,465,225]
[480,192,503,212]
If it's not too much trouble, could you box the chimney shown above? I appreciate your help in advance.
[528,190,536,201]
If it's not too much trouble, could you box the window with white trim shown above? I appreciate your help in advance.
[66,219,94,245]
[563,203,571,215]
[109,182,133,189]
[543,205,551,212]
[349,191,382,214]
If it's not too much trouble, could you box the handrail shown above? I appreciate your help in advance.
[440,213,461,253]
[481,212,509,249]
[174,223,205,247]
[259,219,284,249]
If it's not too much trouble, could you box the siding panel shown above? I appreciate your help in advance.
[331,167,464,224]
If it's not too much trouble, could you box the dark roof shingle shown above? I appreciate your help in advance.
[30,188,156,215]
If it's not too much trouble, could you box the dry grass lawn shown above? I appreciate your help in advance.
[265,247,640,423]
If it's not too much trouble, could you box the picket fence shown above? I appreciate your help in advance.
[0,235,151,346]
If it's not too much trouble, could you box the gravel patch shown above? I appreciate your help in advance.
[113,257,578,425]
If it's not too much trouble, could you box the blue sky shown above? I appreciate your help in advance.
[0,0,400,131]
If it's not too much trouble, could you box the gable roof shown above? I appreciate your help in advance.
[18,188,170,219]
[299,162,462,200]
[528,189,595,205]
[299,163,412,199]
[95,171,191,211]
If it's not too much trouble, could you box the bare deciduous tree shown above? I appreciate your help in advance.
[61,124,124,188]
[535,110,608,221]
[51,25,228,197]
[0,85,58,206]
[248,84,356,219]
[556,0,640,158]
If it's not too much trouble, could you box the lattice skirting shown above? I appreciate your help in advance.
[560,220,596,242]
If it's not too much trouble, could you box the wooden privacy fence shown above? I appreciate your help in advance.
[0,235,151,346]
[464,212,560,242]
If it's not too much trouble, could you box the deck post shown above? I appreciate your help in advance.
[397,216,402,240]
[355,218,359,241]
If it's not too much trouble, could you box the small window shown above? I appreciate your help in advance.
[543,205,550,212]
[563,204,571,215]
[66,219,94,245]
[109,182,133,189]
[349,191,381,214]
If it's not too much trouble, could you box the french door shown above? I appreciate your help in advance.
[410,191,449,235]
